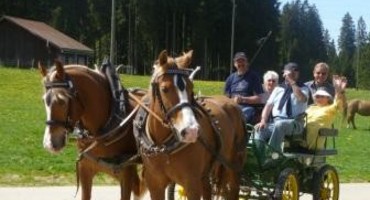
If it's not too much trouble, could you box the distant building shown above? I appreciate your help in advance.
[0,15,93,67]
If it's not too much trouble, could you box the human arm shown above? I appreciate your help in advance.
[255,103,273,130]
[332,75,347,109]
[236,95,262,104]
[224,75,232,97]
[284,71,307,102]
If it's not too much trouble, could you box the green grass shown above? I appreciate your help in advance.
[0,66,369,186]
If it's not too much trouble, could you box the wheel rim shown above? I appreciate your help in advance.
[176,185,187,200]
[320,169,339,200]
[282,174,299,200]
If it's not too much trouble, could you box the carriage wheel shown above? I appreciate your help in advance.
[312,165,339,200]
[273,168,299,200]
[167,183,187,200]
[167,183,220,200]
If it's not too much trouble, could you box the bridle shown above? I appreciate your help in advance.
[150,67,196,128]
[43,74,78,132]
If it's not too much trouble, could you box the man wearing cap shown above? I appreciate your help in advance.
[254,62,309,152]
[305,62,335,105]
[304,75,347,150]
[224,52,264,123]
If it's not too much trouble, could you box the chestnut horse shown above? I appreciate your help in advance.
[344,99,370,129]
[39,61,145,200]
[133,50,246,200]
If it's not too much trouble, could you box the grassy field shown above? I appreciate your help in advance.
[0,66,369,186]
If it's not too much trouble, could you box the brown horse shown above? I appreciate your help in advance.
[344,99,370,129]
[133,50,246,200]
[39,61,145,200]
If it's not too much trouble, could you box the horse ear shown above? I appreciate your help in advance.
[158,50,168,66]
[183,50,193,67]
[54,60,65,79]
[38,61,47,77]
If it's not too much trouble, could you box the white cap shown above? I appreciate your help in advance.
[313,89,333,99]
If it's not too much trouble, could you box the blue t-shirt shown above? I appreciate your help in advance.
[224,70,263,98]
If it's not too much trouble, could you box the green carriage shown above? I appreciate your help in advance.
[240,126,339,200]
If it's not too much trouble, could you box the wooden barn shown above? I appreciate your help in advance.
[0,15,93,67]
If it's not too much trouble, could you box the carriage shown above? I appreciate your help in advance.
[239,125,339,199]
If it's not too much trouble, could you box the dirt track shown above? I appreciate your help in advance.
[0,183,368,200]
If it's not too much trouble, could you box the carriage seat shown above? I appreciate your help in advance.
[284,127,338,156]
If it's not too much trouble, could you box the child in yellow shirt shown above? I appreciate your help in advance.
[305,75,347,150]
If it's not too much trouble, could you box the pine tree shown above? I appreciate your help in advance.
[338,12,356,86]
[279,0,328,81]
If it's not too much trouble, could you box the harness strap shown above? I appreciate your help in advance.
[195,97,243,171]
[165,102,192,121]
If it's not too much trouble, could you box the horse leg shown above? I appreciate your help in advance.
[119,165,144,200]
[201,176,212,200]
[224,169,241,200]
[78,161,96,200]
[348,114,356,129]
[144,171,167,200]
[183,181,202,200]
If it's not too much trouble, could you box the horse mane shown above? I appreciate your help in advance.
[46,64,107,86]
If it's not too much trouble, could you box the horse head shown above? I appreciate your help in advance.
[39,61,84,153]
[150,50,199,143]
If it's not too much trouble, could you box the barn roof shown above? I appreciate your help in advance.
[0,15,93,54]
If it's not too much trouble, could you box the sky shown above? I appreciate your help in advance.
[279,0,370,45]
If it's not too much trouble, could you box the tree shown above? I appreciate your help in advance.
[338,12,356,86]
[279,0,327,81]
[356,17,369,89]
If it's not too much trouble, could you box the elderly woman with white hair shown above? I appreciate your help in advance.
[259,70,279,103]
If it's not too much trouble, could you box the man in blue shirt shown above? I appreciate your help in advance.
[254,62,309,152]
[224,52,263,123]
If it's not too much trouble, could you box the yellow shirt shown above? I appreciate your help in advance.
[305,97,343,150]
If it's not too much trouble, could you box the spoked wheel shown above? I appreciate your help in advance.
[166,183,220,200]
[273,168,299,200]
[312,165,339,200]
[167,183,187,200]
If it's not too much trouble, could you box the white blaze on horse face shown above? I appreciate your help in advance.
[42,93,54,151]
[173,75,199,143]
[42,92,67,153]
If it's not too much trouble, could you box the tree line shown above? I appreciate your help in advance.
[1,0,370,88]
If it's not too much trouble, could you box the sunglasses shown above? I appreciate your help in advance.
[315,95,328,99]
[315,72,327,75]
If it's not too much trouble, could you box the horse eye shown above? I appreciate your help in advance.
[161,86,169,93]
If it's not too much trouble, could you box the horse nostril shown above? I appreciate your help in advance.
[181,125,199,143]
[180,129,187,137]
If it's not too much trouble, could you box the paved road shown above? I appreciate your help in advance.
[0,183,368,200]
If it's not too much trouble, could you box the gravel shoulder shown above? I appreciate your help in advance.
[0,183,368,200]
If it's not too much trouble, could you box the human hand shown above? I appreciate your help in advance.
[283,70,295,85]
[255,121,266,132]
[333,75,347,92]
[233,95,241,104]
